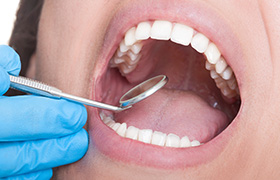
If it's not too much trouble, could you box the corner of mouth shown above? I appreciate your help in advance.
[88,0,245,169]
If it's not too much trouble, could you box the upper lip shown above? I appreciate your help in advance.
[88,0,244,168]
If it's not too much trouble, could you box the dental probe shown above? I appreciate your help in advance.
[9,75,168,112]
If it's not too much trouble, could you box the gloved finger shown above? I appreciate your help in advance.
[0,129,88,178]
[2,169,53,180]
[0,95,87,142]
[0,45,21,95]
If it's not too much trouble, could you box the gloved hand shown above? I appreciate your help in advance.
[0,45,88,179]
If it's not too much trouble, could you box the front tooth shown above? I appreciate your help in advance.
[205,43,221,64]
[119,40,130,52]
[125,126,139,140]
[116,123,127,137]
[111,123,121,131]
[180,136,191,147]
[215,57,227,74]
[151,20,173,40]
[221,67,233,80]
[131,43,143,54]
[170,23,194,46]
[135,22,151,40]
[138,129,153,143]
[125,27,137,46]
[191,140,201,147]
[151,131,167,146]
[165,133,180,147]
[191,33,209,53]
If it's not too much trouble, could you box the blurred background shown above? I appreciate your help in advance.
[0,1,20,45]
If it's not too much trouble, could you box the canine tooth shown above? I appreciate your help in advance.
[131,42,143,54]
[125,126,139,140]
[215,57,227,74]
[165,133,180,147]
[205,43,221,64]
[127,51,138,61]
[135,22,151,40]
[170,23,194,46]
[191,33,209,53]
[125,27,137,46]
[180,136,191,148]
[205,61,215,70]
[112,123,121,131]
[116,123,127,137]
[151,131,167,146]
[221,67,233,80]
[119,40,130,52]
[191,140,201,147]
[138,129,153,143]
[210,70,219,79]
[151,20,173,40]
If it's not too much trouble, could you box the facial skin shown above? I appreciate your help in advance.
[32,0,280,179]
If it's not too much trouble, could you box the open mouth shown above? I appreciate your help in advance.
[89,1,244,168]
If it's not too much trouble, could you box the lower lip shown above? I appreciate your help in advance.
[87,0,243,169]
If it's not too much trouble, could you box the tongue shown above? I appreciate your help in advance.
[115,89,229,143]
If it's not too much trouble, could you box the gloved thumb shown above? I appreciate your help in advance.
[0,45,21,95]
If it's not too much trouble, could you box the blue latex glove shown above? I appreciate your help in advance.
[0,45,88,179]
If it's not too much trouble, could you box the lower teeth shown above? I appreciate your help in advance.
[100,112,201,148]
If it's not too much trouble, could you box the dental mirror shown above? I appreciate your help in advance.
[119,75,168,108]
[9,74,168,112]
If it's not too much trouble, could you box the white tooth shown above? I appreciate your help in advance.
[205,43,221,64]
[191,33,209,53]
[138,129,153,143]
[135,22,151,40]
[103,117,114,125]
[112,123,121,131]
[119,40,130,52]
[127,51,138,61]
[221,86,233,96]
[114,57,125,64]
[151,131,167,146]
[191,140,201,147]
[221,67,233,80]
[125,27,137,46]
[150,20,173,40]
[205,61,214,70]
[210,70,219,79]
[215,57,227,74]
[99,111,106,120]
[125,126,139,140]
[116,123,127,137]
[131,43,143,54]
[170,23,194,46]
[180,136,191,148]
[107,121,115,128]
[165,133,180,147]
[227,78,237,90]
[117,49,125,57]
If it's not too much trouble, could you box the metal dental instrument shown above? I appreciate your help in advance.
[9,75,168,112]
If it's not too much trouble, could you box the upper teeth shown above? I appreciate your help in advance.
[110,20,239,99]
[100,112,201,148]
